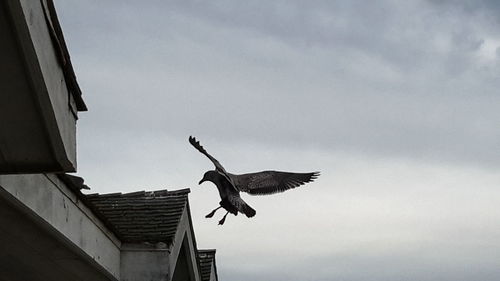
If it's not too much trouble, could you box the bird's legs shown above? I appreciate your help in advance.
[218,211,229,225]
[205,206,222,218]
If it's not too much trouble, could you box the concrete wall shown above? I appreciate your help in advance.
[121,243,170,281]
[19,0,78,168]
[0,174,121,279]
[0,0,79,173]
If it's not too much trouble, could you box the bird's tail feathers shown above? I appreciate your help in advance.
[229,195,256,218]
[242,204,256,218]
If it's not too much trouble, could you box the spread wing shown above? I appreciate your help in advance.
[235,171,320,195]
[189,136,227,174]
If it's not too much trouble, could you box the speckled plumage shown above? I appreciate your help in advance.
[189,136,319,225]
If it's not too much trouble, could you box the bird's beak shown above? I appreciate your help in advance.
[198,179,205,185]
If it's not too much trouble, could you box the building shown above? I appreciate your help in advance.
[85,189,206,281]
[198,250,219,281]
[0,1,218,280]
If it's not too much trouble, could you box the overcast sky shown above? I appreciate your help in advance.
[54,1,500,280]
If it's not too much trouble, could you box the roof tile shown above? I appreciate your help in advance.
[85,188,190,244]
[198,249,217,281]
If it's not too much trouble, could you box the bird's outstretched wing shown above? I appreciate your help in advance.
[235,171,320,195]
[189,136,228,174]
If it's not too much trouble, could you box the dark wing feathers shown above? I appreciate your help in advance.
[189,136,319,196]
[189,136,227,174]
[236,171,319,195]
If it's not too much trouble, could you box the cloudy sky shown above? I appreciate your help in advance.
[54,1,500,280]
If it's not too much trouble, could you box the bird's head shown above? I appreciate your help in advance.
[199,170,218,185]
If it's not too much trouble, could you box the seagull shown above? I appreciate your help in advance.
[189,136,319,225]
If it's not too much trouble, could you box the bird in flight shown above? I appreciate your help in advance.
[189,136,319,225]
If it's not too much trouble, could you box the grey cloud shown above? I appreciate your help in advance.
[429,0,500,15]
[220,251,500,281]
[59,1,489,72]
[54,0,500,169]
[168,0,493,73]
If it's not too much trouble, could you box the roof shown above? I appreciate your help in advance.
[85,189,190,244]
[198,249,218,281]
[43,0,87,111]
